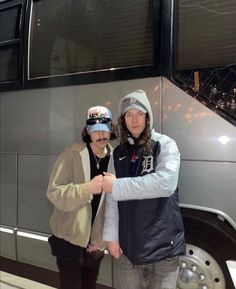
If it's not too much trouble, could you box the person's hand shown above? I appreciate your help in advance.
[89,174,103,195]
[107,240,123,259]
[87,242,99,253]
[102,172,116,193]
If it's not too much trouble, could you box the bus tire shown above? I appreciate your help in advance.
[179,208,236,289]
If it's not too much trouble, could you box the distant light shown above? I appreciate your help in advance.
[218,135,230,145]
[0,227,14,234]
[17,231,49,242]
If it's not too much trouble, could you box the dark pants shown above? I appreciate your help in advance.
[56,250,104,289]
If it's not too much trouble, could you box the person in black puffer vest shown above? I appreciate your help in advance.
[102,90,185,289]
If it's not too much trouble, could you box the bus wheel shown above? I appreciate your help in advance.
[178,208,236,289]
[178,244,225,289]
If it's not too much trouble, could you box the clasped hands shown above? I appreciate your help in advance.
[89,172,116,195]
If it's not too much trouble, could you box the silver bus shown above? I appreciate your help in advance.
[0,0,235,288]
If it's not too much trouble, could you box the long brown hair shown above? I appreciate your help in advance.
[115,114,152,153]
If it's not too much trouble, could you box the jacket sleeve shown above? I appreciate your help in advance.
[47,149,92,212]
[112,134,180,201]
[103,156,119,241]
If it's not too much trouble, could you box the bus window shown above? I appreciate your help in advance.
[0,46,19,82]
[29,0,155,79]
[173,0,236,124]
[0,2,22,83]
[0,4,20,41]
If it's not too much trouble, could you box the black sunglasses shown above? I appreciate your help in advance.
[86,117,111,125]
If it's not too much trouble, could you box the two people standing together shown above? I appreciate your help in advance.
[47,89,185,289]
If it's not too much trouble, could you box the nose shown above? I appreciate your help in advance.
[98,131,105,137]
[132,115,138,123]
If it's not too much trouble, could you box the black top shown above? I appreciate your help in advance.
[87,143,110,224]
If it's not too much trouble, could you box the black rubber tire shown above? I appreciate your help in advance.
[181,208,236,289]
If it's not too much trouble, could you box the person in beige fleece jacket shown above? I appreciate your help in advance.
[47,106,115,289]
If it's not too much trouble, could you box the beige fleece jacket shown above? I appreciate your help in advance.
[47,142,112,249]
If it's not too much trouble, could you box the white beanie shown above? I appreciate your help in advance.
[119,89,153,129]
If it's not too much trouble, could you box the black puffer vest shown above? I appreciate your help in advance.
[113,140,185,265]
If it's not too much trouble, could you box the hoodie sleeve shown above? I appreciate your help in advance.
[112,134,180,201]
[47,148,92,212]
[103,155,119,241]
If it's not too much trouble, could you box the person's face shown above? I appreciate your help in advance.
[124,109,146,138]
[89,130,110,149]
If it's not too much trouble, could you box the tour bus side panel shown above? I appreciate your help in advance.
[161,77,236,288]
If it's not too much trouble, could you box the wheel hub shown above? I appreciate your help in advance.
[177,244,226,289]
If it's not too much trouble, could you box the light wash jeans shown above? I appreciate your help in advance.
[118,254,179,289]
